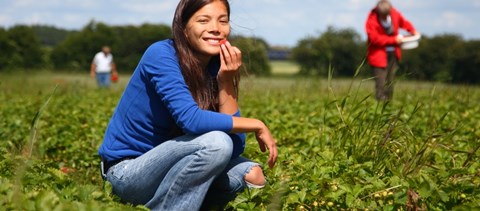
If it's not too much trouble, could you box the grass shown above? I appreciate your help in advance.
[1,68,479,210]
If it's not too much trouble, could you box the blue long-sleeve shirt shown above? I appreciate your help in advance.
[98,39,246,162]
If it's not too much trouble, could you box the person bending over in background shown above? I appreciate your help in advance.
[90,46,118,88]
[98,0,278,210]
[365,0,420,101]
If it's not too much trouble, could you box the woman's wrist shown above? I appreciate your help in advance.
[252,118,267,132]
[231,117,265,133]
[217,75,235,87]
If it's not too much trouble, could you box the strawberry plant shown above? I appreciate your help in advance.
[0,72,479,210]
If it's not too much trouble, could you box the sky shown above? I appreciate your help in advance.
[1,0,479,47]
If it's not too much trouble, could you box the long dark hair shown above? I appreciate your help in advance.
[172,0,238,111]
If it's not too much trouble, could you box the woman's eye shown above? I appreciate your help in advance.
[198,19,208,23]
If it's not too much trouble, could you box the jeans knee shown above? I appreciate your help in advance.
[202,131,233,161]
[244,166,266,188]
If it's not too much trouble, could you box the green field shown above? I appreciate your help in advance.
[270,60,300,75]
[1,68,479,210]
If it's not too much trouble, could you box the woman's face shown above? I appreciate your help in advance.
[185,1,230,60]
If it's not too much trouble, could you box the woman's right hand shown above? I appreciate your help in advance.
[218,41,242,84]
[231,117,278,168]
[255,123,278,168]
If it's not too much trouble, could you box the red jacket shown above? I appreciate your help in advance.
[365,7,416,68]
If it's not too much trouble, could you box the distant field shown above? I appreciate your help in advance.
[270,60,300,75]
[1,72,479,210]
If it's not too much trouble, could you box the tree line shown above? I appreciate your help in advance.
[291,26,480,84]
[1,23,479,83]
[0,21,271,76]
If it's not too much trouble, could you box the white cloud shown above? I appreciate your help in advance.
[1,0,479,45]
[0,15,11,26]
[435,11,472,28]
[63,14,88,25]
[12,0,93,10]
[255,0,284,5]
[24,13,43,25]
[119,1,176,14]
[12,0,42,8]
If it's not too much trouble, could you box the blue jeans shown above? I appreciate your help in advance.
[105,131,260,211]
[96,72,111,88]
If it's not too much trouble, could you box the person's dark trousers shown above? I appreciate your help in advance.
[372,52,398,101]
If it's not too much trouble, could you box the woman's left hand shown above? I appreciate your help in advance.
[218,40,242,83]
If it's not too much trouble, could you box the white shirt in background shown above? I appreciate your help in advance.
[93,52,113,73]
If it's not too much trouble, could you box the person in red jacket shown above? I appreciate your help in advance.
[365,0,419,101]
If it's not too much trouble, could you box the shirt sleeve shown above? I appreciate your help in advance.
[396,10,416,34]
[140,42,234,134]
[365,11,398,47]
[230,109,246,158]
[92,53,98,64]
[232,110,246,143]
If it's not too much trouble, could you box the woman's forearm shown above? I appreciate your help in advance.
[230,116,264,133]
[217,40,241,115]
[218,79,238,115]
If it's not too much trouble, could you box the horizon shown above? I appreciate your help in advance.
[1,0,479,47]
